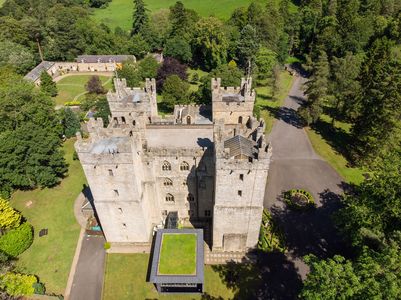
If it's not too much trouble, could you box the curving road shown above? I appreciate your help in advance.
[261,74,349,297]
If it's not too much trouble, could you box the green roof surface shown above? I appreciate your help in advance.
[158,233,197,275]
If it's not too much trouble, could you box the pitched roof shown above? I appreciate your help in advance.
[75,55,136,63]
[224,135,256,158]
[24,61,55,82]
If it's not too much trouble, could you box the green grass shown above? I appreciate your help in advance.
[55,74,112,105]
[92,0,268,31]
[188,68,208,92]
[10,139,87,294]
[255,71,294,133]
[102,254,235,300]
[306,114,365,185]
[158,233,197,275]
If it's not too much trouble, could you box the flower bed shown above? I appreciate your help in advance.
[258,209,286,253]
[284,189,315,210]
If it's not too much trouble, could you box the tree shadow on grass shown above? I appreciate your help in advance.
[211,251,302,300]
[310,118,354,164]
[270,189,353,261]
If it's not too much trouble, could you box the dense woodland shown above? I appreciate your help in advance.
[0,0,400,298]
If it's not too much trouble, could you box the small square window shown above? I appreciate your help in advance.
[238,190,242,197]
[108,169,113,176]
[239,174,244,181]
[113,189,119,196]
[205,210,211,217]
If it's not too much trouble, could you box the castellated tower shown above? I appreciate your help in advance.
[211,77,255,125]
[212,118,272,252]
[74,119,153,243]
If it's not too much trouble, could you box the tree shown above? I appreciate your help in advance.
[40,71,57,97]
[59,108,81,138]
[85,75,105,94]
[138,55,159,79]
[131,0,149,36]
[164,36,192,63]
[301,255,361,299]
[156,57,188,90]
[191,17,228,71]
[93,96,111,127]
[335,148,401,248]
[255,47,277,80]
[236,24,259,67]
[329,52,362,122]
[0,199,21,233]
[116,60,141,87]
[129,34,150,59]
[169,1,199,39]
[0,272,37,296]
[0,69,66,195]
[0,41,35,74]
[161,75,191,111]
[299,50,329,124]
[351,38,401,163]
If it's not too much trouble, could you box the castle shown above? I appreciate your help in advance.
[75,76,272,254]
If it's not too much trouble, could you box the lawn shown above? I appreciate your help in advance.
[306,114,365,185]
[102,254,235,300]
[255,71,294,133]
[92,0,267,31]
[10,139,87,294]
[158,233,197,275]
[55,74,112,106]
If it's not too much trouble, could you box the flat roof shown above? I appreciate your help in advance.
[149,229,204,284]
[145,127,213,149]
[89,137,129,154]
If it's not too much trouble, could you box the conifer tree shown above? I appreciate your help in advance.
[131,0,149,36]
[299,51,329,124]
[40,71,57,97]
[351,38,401,163]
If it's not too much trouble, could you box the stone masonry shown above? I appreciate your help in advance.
[75,76,272,255]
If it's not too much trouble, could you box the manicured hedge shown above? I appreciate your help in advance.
[0,222,33,257]
[284,189,315,210]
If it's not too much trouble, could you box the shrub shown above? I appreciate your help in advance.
[0,272,37,296]
[0,223,33,257]
[33,282,46,295]
[0,197,21,231]
[258,209,286,252]
[104,242,111,250]
[64,101,81,106]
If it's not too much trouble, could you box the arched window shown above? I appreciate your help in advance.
[162,161,171,171]
[180,161,189,171]
[238,116,243,124]
[187,193,194,202]
[133,120,136,126]
[163,178,173,186]
[186,116,191,124]
[165,193,174,202]
[121,116,126,124]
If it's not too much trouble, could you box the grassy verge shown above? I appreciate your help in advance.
[102,254,235,299]
[255,71,294,133]
[305,114,365,185]
[10,139,87,294]
[55,74,112,105]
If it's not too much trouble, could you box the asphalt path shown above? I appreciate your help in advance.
[68,235,105,300]
[260,75,349,298]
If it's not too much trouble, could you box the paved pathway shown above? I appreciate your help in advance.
[65,193,106,300]
[260,74,348,298]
